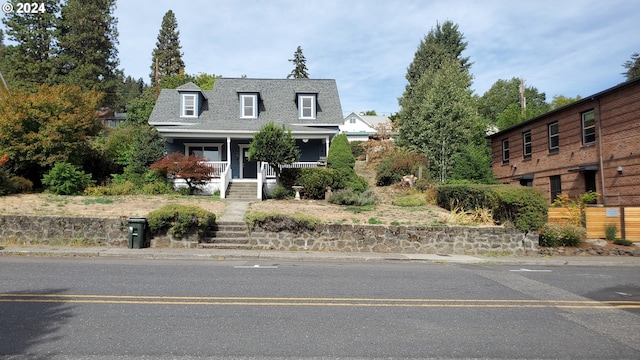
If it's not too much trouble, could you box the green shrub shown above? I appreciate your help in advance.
[142,181,174,195]
[375,149,428,186]
[613,238,633,246]
[327,134,355,176]
[350,141,365,159]
[9,176,33,193]
[492,186,548,233]
[539,223,585,247]
[297,167,340,199]
[327,188,377,206]
[393,195,426,207]
[270,183,292,199]
[604,223,618,241]
[244,211,320,232]
[147,204,216,238]
[436,184,547,232]
[42,162,94,195]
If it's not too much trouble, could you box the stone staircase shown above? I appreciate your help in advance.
[225,181,258,200]
[199,221,251,249]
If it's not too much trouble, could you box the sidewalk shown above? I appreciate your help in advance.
[1,245,640,267]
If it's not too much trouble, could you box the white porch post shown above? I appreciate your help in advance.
[226,136,231,176]
[325,136,330,156]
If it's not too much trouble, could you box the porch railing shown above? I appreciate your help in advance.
[264,162,319,178]
[202,161,228,178]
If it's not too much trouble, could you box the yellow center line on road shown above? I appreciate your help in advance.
[1,293,638,309]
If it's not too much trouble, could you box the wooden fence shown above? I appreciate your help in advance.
[548,206,640,241]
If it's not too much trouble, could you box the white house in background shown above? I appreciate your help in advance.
[340,112,393,142]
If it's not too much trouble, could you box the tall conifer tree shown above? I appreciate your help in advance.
[287,46,309,79]
[150,10,185,83]
[397,21,485,183]
[56,0,119,107]
[0,0,60,91]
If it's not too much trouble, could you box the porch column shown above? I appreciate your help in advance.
[325,136,330,156]
[226,137,231,174]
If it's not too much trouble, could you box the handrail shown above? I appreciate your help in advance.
[257,162,268,200]
[219,162,231,199]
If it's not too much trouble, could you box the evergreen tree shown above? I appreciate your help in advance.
[287,46,309,79]
[404,21,471,98]
[0,0,60,91]
[397,56,481,183]
[397,21,483,183]
[623,52,640,80]
[56,0,120,108]
[150,10,185,84]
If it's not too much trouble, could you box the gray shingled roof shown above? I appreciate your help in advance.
[149,78,343,134]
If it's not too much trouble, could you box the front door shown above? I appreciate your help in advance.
[240,146,257,179]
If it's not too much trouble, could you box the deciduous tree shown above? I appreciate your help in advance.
[477,77,550,129]
[0,85,103,183]
[150,152,211,195]
[248,122,300,184]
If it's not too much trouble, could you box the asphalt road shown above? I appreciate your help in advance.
[1,257,639,359]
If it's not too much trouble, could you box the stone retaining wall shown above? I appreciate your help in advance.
[0,215,541,255]
[248,224,540,255]
[0,215,129,247]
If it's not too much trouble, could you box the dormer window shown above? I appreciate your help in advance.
[182,94,196,117]
[298,94,316,119]
[240,94,257,119]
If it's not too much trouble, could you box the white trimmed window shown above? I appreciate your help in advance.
[186,144,222,161]
[240,94,257,119]
[522,130,532,160]
[298,94,316,119]
[182,94,196,117]
[548,122,559,153]
[582,110,595,145]
[502,138,510,164]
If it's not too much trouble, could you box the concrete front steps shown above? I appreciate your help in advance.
[199,221,269,250]
[225,181,258,200]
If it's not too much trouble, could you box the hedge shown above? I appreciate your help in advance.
[436,184,547,232]
[147,204,216,238]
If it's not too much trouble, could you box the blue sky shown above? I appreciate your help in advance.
[10,0,640,116]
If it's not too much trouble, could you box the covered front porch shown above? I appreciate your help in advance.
[165,135,331,199]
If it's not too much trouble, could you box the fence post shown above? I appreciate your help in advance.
[620,206,626,240]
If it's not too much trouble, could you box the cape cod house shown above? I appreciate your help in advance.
[148,78,344,199]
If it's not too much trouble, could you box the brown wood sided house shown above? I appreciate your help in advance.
[488,77,640,206]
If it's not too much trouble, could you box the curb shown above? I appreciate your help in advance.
[2,246,640,266]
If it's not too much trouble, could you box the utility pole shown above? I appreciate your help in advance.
[0,69,8,97]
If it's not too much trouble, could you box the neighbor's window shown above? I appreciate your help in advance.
[240,94,257,119]
[349,117,356,124]
[298,94,316,119]
[523,130,532,160]
[502,138,510,164]
[182,94,196,117]
[582,110,596,145]
[548,122,559,153]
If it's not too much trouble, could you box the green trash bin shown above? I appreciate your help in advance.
[127,217,147,249]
